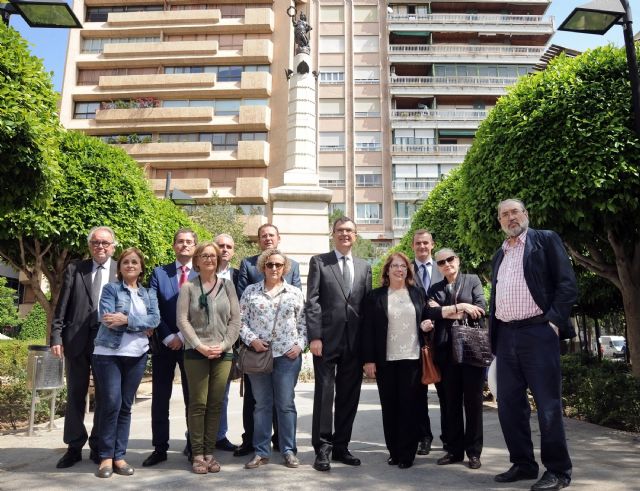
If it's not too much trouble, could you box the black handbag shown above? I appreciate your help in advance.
[451,315,493,368]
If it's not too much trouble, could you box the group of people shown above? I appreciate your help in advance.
[50,200,577,491]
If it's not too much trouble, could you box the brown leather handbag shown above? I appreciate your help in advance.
[421,331,441,385]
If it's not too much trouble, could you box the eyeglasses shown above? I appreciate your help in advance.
[436,256,457,267]
[335,227,355,234]
[90,240,114,248]
[175,240,195,246]
[199,254,216,261]
[265,262,284,270]
[389,263,407,270]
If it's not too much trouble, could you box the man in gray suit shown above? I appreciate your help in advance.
[306,217,372,472]
[411,229,445,456]
[50,226,118,468]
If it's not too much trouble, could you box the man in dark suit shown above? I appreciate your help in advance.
[213,233,239,452]
[490,199,577,491]
[234,223,302,456]
[142,228,198,467]
[50,226,118,468]
[306,216,372,471]
[411,229,444,456]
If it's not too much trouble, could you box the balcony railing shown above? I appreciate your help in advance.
[390,75,518,88]
[388,13,553,26]
[319,145,346,152]
[319,179,345,188]
[390,109,488,121]
[388,44,546,57]
[392,144,471,154]
[393,217,411,230]
[392,179,439,193]
[356,218,383,225]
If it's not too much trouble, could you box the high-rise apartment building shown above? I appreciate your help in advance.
[59,0,553,245]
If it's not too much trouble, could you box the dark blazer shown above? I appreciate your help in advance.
[489,228,578,351]
[361,285,426,365]
[412,259,443,293]
[149,262,199,342]
[236,255,301,299]
[50,258,117,357]
[305,251,372,359]
[426,273,486,365]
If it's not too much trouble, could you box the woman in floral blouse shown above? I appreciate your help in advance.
[239,248,307,470]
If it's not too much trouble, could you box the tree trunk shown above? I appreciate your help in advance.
[594,318,602,361]
[619,283,640,377]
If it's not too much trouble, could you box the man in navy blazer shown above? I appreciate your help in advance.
[233,223,302,457]
[143,228,199,467]
[51,226,118,468]
[411,229,444,456]
[490,199,577,491]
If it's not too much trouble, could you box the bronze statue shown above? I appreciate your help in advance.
[292,11,312,54]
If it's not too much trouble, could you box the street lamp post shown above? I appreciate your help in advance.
[1,0,81,28]
[559,0,640,138]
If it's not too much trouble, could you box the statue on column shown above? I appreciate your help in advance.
[290,9,312,55]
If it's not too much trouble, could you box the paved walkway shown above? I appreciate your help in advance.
[1,381,639,490]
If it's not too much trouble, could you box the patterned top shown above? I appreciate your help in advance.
[239,281,307,357]
[495,230,543,322]
[386,288,420,361]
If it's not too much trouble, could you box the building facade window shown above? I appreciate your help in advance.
[81,36,160,53]
[354,98,380,117]
[319,68,345,83]
[353,36,379,53]
[319,36,345,53]
[353,66,380,83]
[355,132,381,151]
[319,98,345,117]
[319,132,345,151]
[353,5,378,22]
[320,5,344,22]
[329,203,346,216]
[319,166,345,187]
[85,5,162,22]
[73,102,101,119]
[355,173,382,187]
[356,203,383,224]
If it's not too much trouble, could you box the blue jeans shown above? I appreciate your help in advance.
[249,355,302,457]
[216,381,231,441]
[92,353,147,460]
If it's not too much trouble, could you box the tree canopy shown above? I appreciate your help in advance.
[457,45,640,375]
[0,23,60,214]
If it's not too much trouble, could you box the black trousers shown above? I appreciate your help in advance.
[63,341,99,451]
[150,344,189,453]
[376,359,422,463]
[440,360,484,459]
[240,373,279,446]
[419,381,448,447]
[311,348,363,452]
[497,322,572,477]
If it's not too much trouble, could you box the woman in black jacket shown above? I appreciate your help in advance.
[424,248,486,470]
[362,252,426,469]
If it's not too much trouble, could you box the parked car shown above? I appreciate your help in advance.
[599,335,626,360]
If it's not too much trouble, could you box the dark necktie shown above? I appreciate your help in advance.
[421,263,431,292]
[92,265,103,321]
[342,256,352,294]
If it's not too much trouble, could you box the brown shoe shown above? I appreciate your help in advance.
[283,453,299,468]
[245,455,269,469]
[206,456,221,473]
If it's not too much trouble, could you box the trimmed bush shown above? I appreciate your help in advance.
[561,354,640,433]
[16,303,47,341]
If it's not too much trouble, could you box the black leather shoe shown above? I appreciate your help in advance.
[398,461,413,469]
[495,464,539,483]
[215,438,238,452]
[387,457,398,466]
[313,445,332,472]
[89,449,100,465]
[233,442,254,457]
[142,450,167,467]
[530,471,570,490]
[436,453,463,465]
[95,466,113,478]
[56,449,81,469]
[417,437,432,456]
[332,449,361,466]
[113,463,135,476]
[469,456,481,469]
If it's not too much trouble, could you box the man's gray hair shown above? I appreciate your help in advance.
[215,233,235,245]
[87,226,116,245]
[497,198,526,215]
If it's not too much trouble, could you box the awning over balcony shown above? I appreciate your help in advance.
[439,129,476,137]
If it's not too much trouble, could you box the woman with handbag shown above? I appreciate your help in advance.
[177,241,240,474]
[361,252,427,469]
[424,248,486,470]
[238,248,306,470]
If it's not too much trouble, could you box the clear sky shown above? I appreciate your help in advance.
[10,0,640,92]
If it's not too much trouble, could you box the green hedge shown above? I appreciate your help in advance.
[16,303,47,341]
[561,354,640,433]
[0,340,66,430]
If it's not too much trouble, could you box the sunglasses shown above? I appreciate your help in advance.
[436,256,457,267]
[265,262,284,269]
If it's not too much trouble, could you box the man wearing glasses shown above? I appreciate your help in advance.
[143,229,198,466]
[234,223,301,457]
[51,226,118,468]
[491,199,577,491]
[306,217,372,471]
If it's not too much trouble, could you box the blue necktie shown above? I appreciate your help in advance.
[421,263,431,292]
